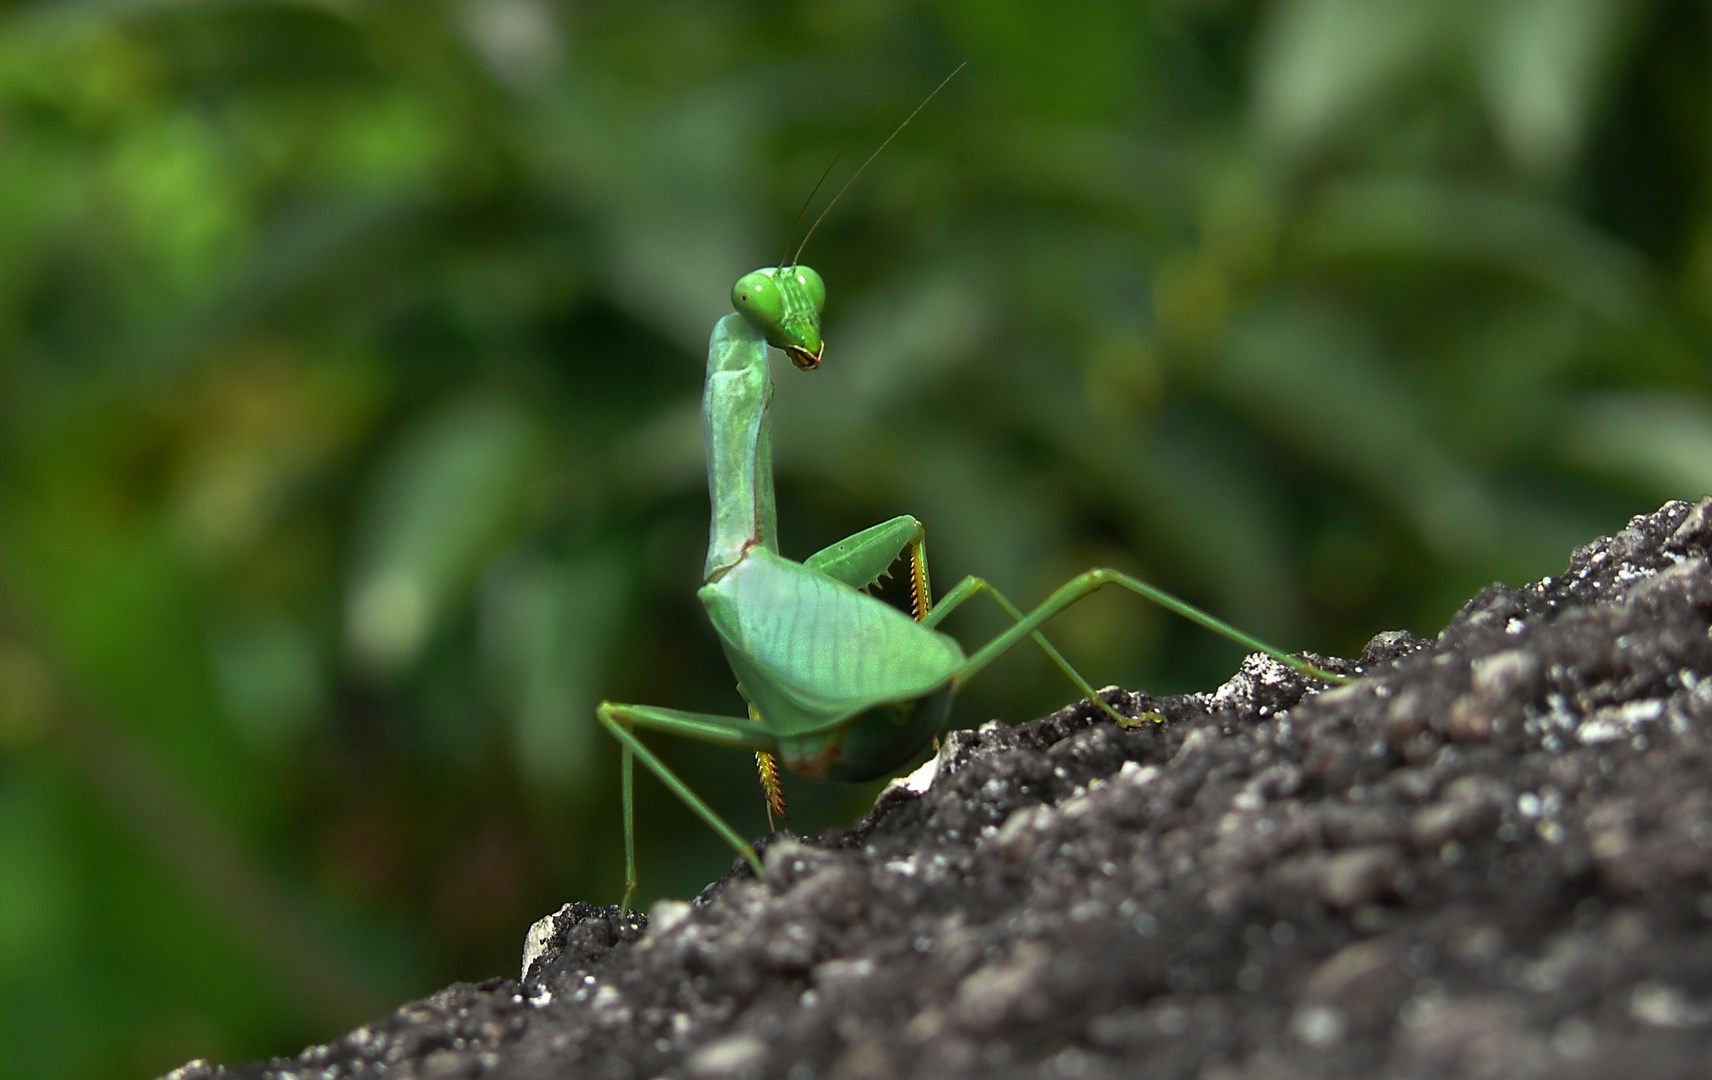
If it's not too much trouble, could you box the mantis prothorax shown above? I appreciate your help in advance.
[596,78,1347,913]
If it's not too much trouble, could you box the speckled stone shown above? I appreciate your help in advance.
[171,499,1712,1080]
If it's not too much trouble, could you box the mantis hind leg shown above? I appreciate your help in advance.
[954,568,1349,695]
[595,702,777,912]
[924,574,1132,723]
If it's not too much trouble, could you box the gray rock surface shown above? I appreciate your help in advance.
[167,498,1712,1079]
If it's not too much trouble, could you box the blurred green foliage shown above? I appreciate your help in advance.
[1,0,1708,1074]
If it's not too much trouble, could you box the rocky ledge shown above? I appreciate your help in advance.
[169,498,1712,1079]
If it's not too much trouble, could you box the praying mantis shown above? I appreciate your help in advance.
[595,74,1348,913]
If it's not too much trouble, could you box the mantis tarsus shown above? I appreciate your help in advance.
[596,77,1348,913]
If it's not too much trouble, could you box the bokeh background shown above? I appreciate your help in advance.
[1,0,1709,1075]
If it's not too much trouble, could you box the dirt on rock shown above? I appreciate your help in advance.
[167,498,1712,1080]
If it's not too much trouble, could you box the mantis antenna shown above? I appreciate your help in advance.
[786,62,966,269]
[775,98,892,271]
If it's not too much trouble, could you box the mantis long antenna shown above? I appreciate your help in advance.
[788,62,966,269]
[777,99,893,270]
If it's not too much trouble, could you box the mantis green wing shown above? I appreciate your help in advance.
[700,545,963,772]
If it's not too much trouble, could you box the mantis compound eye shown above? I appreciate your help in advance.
[732,271,786,330]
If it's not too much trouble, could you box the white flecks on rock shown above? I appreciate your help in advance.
[521,905,567,982]
[1116,760,1159,787]
[1613,564,1655,586]
[1315,681,1366,707]
[1471,650,1537,700]
[1291,1004,1347,1047]
[988,803,1051,861]
[1199,654,1299,712]
[647,899,692,942]
[1577,698,1666,745]
[1629,983,1712,1028]
[685,1032,767,1079]
[812,957,875,989]
[896,752,940,796]
[953,941,1051,1029]
[590,983,630,1027]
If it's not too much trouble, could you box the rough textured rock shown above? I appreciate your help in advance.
[166,499,1712,1080]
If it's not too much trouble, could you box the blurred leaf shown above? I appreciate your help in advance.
[0,769,73,963]
[167,344,381,565]
[481,545,631,791]
[1474,0,1639,176]
[347,399,539,673]
[1563,392,1712,499]
[942,0,1138,118]
[1254,0,1443,154]
[1219,302,1500,559]
[1298,175,1655,323]
[207,613,326,751]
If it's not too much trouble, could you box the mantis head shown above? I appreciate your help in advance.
[731,266,826,370]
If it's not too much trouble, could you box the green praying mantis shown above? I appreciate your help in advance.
[595,73,1348,913]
